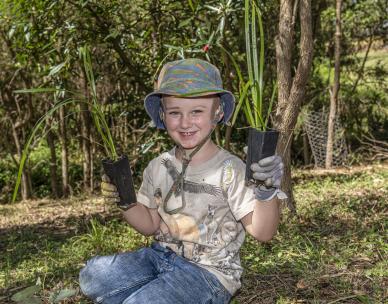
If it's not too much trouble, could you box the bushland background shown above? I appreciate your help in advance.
[0,0,387,303]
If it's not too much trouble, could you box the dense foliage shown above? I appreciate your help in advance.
[0,0,386,202]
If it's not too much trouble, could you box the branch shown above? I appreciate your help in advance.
[347,33,374,97]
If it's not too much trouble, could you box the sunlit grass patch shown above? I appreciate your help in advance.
[1,164,387,303]
[237,164,387,303]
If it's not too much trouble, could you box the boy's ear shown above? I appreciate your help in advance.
[159,108,165,123]
[212,106,224,124]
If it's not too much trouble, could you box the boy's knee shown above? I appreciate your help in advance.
[79,256,106,298]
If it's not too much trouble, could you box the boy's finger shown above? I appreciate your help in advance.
[252,171,272,181]
[102,174,111,183]
[104,197,121,204]
[101,181,117,192]
[264,177,273,187]
[258,155,281,167]
[251,161,281,173]
[101,189,120,198]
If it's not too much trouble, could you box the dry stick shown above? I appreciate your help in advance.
[327,295,362,304]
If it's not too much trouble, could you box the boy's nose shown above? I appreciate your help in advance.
[180,114,192,129]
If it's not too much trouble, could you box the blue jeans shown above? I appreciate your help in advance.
[79,242,232,304]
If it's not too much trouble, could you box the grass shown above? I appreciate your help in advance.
[0,163,387,303]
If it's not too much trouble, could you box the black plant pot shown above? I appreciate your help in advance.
[102,155,137,210]
[245,128,279,183]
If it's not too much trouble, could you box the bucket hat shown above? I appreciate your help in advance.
[144,58,235,129]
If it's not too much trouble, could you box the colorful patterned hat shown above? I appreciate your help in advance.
[144,58,235,129]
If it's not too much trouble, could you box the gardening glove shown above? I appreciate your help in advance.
[101,174,120,204]
[250,155,288,201]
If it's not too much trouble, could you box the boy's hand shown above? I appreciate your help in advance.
[101,174,120,204]
[250,155,287,201]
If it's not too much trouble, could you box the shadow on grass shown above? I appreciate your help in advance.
[0,212,129,299]
[1,168,386,303]
[293,170,366,185]
[235,190,386,303]
[0,212,118,267]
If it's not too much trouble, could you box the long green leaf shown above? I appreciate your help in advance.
[245,0,253,84]
[216,43,244,87]
[264,83,278,130]
[12,98,83,202]
[243,94,255,126]
[14,88,58,94]
[251,1,259,127]
[231,81,251,126]
[255,2,265,122]
[79,46,117,160]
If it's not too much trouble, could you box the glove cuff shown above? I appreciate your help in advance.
[255,186,288,201]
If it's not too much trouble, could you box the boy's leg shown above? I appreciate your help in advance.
[122,247,232,304]
[79,247,158,304]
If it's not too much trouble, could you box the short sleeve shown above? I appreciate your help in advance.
[137,162,158,209]
[225,159,256,221]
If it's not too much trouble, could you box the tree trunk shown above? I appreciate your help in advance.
[275,0,314,212]
[81,69,92,194]
[90,131,95,192]
[303,131,310,165]
[58,105,70,197]
[46,121,59,198]
[326,0,342,168]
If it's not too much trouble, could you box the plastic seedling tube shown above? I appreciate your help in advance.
[102,155,137,210]
[245,128,279,183]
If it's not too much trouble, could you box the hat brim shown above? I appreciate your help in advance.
[144,90,235,130]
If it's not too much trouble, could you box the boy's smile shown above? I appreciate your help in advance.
[162,96,220,151]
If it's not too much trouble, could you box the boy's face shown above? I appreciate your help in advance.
[162,95,221,150]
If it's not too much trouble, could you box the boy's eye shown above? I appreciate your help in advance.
[168,111,180,115]
[192,110,203,114]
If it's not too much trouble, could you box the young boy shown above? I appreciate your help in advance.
[79,59,285,304]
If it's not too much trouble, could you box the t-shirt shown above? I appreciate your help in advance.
[137,147,257,295]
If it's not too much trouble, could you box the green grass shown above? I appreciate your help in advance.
[356,49,388,69]
[1,164,387,303]
[315,48,388,85]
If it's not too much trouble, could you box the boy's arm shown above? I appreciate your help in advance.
[122,204,161,236]
[240,198,280,242]
[101,175,161,236]
[241,155,285,242]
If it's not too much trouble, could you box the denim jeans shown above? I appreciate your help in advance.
[79,242,232,304]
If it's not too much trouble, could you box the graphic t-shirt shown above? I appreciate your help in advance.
[137,147,257,295]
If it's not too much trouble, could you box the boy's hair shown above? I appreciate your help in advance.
[144,59,235,129]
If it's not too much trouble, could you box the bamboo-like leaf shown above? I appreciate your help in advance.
[251,1,259,127]
[216,43,244,87]
[14,88,60,94]
[231,81,251,126]
[13,51,118,203]
[152,50,176,84]
[207,30,216,45]
[264,83,278,130]
[48,62,66,76]
[244,95,255,126]
[12,99,83,202]
[204,5,221,13]
[245,0,253,84]
[188,0,195,12]
[80,46,117,160]
[256,3,265,121]
[14,87,77,96]
[242,102,254,127]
